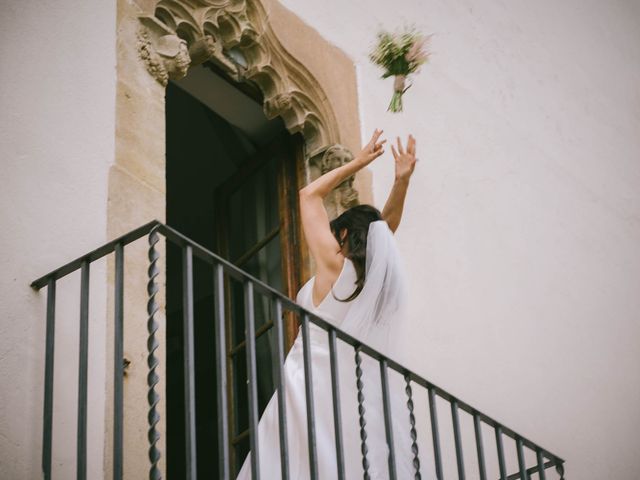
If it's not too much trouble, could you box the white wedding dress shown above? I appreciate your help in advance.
[236,221,414,479]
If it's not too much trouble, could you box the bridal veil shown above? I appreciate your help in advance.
[340,219,409,356]
[336,219,415,478]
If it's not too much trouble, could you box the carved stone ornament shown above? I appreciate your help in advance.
[137,16,191,86]
[319,144,359,210]
[138,0,345,157]
[138,0,360,209]
[320,144,353,174]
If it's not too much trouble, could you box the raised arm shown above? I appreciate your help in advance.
[382,134,417,233]
[299,129,386,276]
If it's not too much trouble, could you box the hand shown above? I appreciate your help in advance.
[354,129,386,167]
[391,134,417,182]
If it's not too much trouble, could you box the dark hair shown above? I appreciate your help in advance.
[329,204,383,302]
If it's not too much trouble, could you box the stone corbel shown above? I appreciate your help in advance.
[188,35,239,79]
[137,16,191,86]
[263,92,293,120]
[310,144,360,217]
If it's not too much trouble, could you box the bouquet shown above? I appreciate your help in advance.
[369,28,432,112]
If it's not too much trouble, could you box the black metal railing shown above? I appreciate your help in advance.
[31,220,566,480]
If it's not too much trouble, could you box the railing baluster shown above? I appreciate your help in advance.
[301,314,319,479]
[213,264,230,480]
[428,387,443,480]
[379,360,397,480]
[77,260,90,480]
[473,413,487,480]
[182,245,197,480]
[536,449,546,480]
[244,281,261,480]
[42,277,56,480]
[31,222,567,480]
[354,347,370,479]
[273,299,290,480]
[516,437,528,480]
[404,375,421,479]
[495,426,507,480]
[451,399,465,480]
[328,329,345,480]
[113,243,124,480]
[146,230,162,480]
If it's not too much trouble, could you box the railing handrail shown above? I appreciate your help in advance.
[31,220,161,289]
[31,219,566,476]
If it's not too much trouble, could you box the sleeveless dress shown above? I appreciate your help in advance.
[236,257,413,479]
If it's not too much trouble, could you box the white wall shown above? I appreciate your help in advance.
[281,0,640,478]
[0,1,116,478]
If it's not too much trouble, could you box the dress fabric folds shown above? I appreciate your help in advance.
[236,220,413,479]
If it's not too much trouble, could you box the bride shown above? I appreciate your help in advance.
[237,129,418,479]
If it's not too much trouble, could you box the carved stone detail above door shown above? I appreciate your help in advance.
[307,144,360,218]
[137,16,191,86]
[137,0,343,160]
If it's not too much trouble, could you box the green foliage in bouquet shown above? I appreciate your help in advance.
[369,28,432,112]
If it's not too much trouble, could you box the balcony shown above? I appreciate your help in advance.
[31,220,565,480]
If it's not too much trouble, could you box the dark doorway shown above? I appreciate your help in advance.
[165,67,302,478]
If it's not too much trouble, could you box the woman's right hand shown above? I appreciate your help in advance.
[391,134,417,182]
[353,129,386,167]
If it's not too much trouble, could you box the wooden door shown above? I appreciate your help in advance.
[214,132,303,473]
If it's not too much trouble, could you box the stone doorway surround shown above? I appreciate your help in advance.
[106,0,370,477]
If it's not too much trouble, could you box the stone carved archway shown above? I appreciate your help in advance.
[137,0,359,208]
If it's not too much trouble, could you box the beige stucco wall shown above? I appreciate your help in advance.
[0,1,117,479]
[281,1,640,479]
